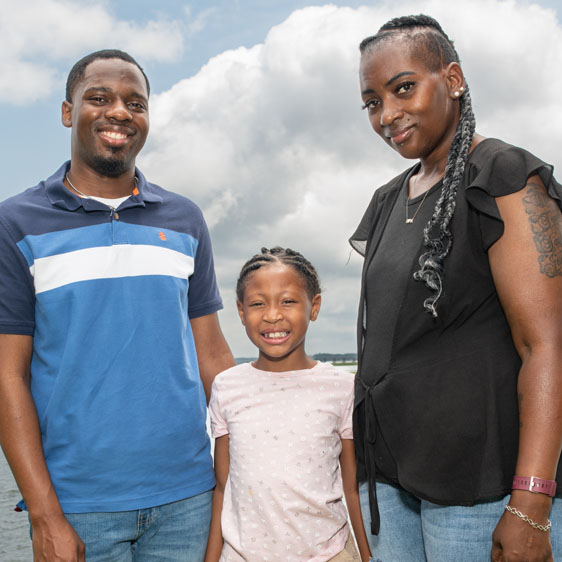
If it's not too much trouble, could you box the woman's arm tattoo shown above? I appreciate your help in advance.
[522,182,562,277]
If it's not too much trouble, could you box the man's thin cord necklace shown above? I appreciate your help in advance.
[64,172,137,202]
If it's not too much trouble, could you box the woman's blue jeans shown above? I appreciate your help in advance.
[360,482,562,562]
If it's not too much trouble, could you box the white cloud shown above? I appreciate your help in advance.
[184,5,218,36]
[0,0,184,105]
[136,0,562,355]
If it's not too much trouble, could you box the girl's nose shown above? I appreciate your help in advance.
[263,305,282,322]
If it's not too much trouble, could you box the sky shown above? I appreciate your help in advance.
[1,0,561,357]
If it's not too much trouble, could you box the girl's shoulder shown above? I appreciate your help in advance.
[313,361,355,385]
[213,362,252,386]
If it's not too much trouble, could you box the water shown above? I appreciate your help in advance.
[0,452,32,561]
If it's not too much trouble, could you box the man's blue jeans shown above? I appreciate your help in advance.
[360,482,562,562]
[62,490,212,561]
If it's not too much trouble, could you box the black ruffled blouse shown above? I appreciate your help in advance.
[350,138,562,534]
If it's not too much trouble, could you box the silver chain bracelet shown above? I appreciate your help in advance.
[505,505,552,532]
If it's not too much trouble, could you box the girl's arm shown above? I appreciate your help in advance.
[205,434,230,562]
[488,175,562,562]
[340,438,372,562]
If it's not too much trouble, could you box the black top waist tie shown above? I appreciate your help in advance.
[360,377,381,535]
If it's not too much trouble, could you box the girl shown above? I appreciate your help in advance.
[205,247,371,562]
[351,14,562,562]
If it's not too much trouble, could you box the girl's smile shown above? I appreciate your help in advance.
[237,263,321,372]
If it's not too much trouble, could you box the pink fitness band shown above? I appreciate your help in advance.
[512,476,557,497]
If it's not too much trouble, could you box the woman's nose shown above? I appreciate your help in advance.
[379,102,402,127]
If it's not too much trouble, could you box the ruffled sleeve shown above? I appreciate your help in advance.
[349,168,413,256]
[465,138,562,250]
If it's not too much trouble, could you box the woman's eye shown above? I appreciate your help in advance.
[396,81,415,95]
[362,99,379,112]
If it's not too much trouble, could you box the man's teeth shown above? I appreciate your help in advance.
[102,131,127,140]
[263,332,288,339]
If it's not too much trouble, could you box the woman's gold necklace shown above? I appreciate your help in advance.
[405,174,430,224]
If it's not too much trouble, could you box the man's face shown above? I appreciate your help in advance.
[62,58,149,178]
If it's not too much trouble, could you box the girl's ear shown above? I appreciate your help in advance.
[310,294,321,321]
[236,299,246,326]
[445,62,465,99]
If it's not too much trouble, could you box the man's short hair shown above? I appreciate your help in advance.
[65,49,150,103]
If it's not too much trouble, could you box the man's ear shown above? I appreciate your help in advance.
[61,101,73,129]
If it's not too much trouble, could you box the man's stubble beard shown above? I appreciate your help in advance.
[91,148,133,178]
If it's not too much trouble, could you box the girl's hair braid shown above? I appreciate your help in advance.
[236,247,321,302]
[360,15,476,317]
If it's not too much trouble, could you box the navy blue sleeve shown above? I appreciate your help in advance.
[187,210,223,319]
[0,217,35,334]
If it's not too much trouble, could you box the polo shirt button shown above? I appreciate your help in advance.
[113,212,119,220]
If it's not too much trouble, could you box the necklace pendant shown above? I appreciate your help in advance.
[405,218,414,224]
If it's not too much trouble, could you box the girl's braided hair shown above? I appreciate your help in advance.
[360,15,476,317]
[236,247,321,301]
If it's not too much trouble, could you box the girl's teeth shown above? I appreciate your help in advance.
[265,332,288,338]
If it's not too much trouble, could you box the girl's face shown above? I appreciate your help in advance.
[237,263,321,372]
[359,39,463,164]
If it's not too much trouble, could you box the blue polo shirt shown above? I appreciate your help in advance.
[0,162,222,512]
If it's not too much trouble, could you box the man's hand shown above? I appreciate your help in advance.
[31,513,85,562]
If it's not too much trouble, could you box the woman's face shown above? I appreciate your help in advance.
[359,39,462,163]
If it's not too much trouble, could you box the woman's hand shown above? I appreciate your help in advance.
[491,491,553,561]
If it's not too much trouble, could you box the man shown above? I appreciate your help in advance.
[0,50,234,561]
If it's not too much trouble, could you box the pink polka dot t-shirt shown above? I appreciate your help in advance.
[209,361,355,562]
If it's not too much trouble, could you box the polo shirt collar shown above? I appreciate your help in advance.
[45,161,163,211]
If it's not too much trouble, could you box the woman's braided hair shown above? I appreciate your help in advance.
[360,15,476,317]
[236,247,321,302]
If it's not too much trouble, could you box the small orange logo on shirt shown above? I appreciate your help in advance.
[159,232,166,241]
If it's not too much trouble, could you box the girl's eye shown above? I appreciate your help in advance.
[396,81,415,95]
[361,99,380,112]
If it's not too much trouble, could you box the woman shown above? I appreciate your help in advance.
[350,14,562,562]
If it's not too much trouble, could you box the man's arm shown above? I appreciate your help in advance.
[190,313,235,403]
[489,176,562,562]
[0,334,85,562]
